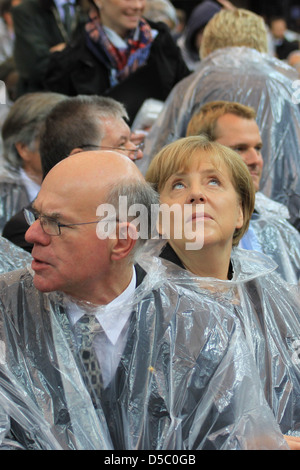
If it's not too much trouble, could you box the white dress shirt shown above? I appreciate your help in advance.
[53,0,75,23]
[67,267,136,388]
[19,168,41,203]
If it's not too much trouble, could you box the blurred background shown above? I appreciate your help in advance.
[171,0,300,33]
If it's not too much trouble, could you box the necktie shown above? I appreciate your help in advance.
[75,314,103,405]
[62,2,73,38]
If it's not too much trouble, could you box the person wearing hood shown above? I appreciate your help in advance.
[177,0,221,71]
[145,135,300,449]
[0,91,66,234]
[186,100,300,285]
[0,149,289,450]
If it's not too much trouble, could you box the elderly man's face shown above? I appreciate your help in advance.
[25,151,142,303]
[25,178,111,301]
[100,116,143,160]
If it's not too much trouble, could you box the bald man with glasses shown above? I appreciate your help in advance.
[0,150,289,450]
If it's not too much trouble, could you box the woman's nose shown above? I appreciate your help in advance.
[187,187,207,204]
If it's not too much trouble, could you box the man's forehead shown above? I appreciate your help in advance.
[101,116,130,136]
[216,114,261,139]
[48,149,137,178]
[38,151,144,211]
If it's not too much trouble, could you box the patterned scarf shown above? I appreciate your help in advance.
[85,15,154,84]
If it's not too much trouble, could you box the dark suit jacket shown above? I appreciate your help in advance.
[12,0,87,94]
[2,205,33,253]
[44,19,190,124]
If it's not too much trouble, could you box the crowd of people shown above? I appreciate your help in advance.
[0,0,299,451]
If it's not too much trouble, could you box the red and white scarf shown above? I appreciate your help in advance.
[85,15,154,83]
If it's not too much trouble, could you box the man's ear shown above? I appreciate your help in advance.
[15,142,30,162]
[110,222,138,261]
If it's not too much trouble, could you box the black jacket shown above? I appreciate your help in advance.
[12,0,87,95]
[44,20,190,124]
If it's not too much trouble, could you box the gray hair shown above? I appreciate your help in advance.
[40,95,129,177]
[2,92,66,168]
[105,178,159,262]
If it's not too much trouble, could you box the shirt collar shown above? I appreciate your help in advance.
[19,168,41,202]
[54,0,74,8]
[67,267,136,345]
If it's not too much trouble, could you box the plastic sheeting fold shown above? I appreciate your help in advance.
[0,248,295,449]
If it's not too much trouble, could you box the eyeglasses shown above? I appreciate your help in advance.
[79,142,144,160]
[24,208,99,236]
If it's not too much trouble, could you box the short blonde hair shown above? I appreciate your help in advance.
[186,101,257,140]
[200,8,268,59]
[145,135,255,246]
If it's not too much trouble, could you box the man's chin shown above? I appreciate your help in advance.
[251,175,261,192]
[32,273,56,293]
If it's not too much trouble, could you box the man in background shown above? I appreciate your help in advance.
[2,94,143,251]
[186,100,300,284]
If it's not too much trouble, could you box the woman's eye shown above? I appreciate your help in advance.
[172,181,185,190]
[208,178,220,186]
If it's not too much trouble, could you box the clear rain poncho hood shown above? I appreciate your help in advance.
[139,47,300,229]
[239,192,300,284]
[0,249,290,450]
[0,235,31,274]
[0,164,31,234]
[154,243,300,437]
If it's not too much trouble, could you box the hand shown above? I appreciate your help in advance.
[129,132,146,161]
[50,43,67,53]
[130,131,146,146]
[284,435,300,450]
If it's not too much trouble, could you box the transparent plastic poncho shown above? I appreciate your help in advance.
[0,250,290,450]
[239,192,300,285]
[149,244,300,437]
[139,47,300,228]
[0,236,31,274]
[0,165,30,234]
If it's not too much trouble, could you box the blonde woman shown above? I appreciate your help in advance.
[141,8,300,233]
[146,135,300,449]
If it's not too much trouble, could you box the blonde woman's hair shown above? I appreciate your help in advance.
[200,8,268,59]
[145,135,255,247]
[186,101,257,140]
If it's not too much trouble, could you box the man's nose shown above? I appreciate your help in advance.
[131,0,145,9]
[126,141,143,161]
[25,219,51,245]
[244,148,263,166]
